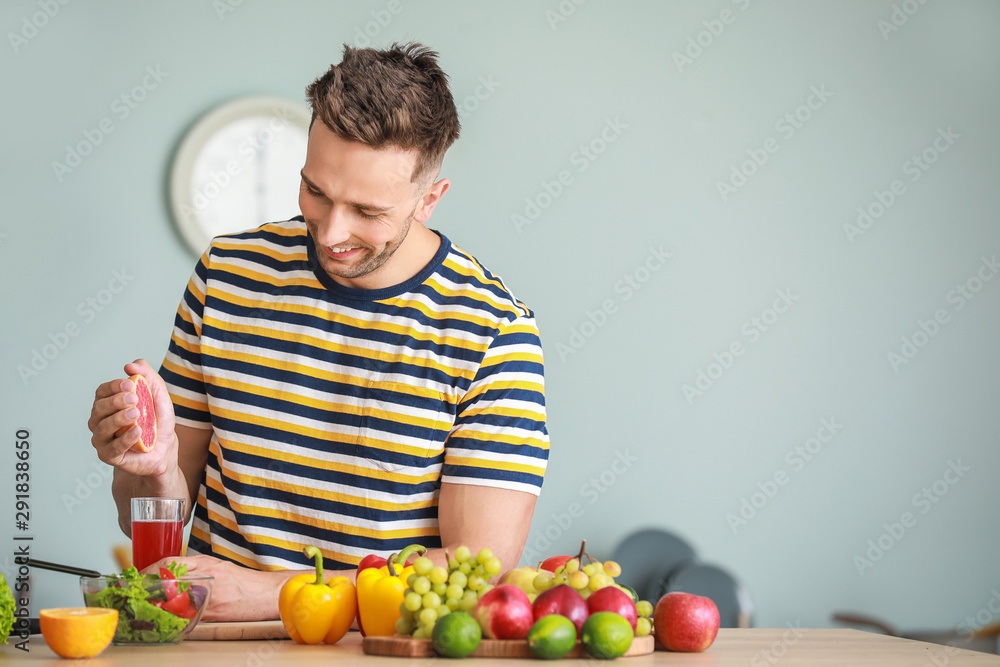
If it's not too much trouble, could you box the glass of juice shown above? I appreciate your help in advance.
[131,497,184,571]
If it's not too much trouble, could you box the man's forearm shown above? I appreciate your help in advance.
[112,464,191,537]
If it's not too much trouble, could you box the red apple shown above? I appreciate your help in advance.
[587,586,638,632]
[474,585,534,639]
[653,592,720,652]
[540,555,573,572]
[533,585,590,637]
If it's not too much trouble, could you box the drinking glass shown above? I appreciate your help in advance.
[131,497,184,571]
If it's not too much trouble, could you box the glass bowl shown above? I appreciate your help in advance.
[80,574,213,645]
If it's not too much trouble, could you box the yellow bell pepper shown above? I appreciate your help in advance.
[279,546,357,644]
[356,544,426,636]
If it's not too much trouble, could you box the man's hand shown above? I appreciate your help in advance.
[146,555,286,622]
[88,359,179,480]
[90,358,211,534]
[147,555,317,622]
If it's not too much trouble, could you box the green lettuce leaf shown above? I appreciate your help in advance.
[84,568,192,643]
[0,572,14,646]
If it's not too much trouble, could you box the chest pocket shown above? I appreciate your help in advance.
[356,375,453,473]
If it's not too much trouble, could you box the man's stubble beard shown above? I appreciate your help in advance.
[315,206,416,281]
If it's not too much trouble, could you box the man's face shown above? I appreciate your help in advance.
[298,121,429,289]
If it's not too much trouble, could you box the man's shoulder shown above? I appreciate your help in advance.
[210,218,308,250]
[436,240,536,324]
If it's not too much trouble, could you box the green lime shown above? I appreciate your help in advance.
[581,611,634,660]
[527,614,578,660]
[431,611,481,659]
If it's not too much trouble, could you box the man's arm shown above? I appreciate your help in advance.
[89,358,212,536]
[431,482,538,576]
[111,424,211,535]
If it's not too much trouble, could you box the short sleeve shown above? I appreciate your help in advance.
[159,249,213,428]
[441,313,549,495]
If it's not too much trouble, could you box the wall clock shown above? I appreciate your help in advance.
[169,96,311,255]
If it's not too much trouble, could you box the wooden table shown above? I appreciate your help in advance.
[14,629,1000,665]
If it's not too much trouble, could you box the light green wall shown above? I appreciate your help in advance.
[2,0,998,632]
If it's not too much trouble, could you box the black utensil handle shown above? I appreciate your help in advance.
[7,617,40,638]
[24,557,102,578]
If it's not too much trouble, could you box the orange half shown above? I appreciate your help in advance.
[40,607,118,659]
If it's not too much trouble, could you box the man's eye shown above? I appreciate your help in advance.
[359,211,381,220]
[304,184,323,197]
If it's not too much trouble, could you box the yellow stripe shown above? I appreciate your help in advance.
[455,405,545,421]
[481,350,545,368]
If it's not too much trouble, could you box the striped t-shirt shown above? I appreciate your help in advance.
[160,218,549,571]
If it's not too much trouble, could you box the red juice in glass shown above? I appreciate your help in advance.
[131,498,184,570]
[131,519,184,571]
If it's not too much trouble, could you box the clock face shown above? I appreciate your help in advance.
[170,97,311,255]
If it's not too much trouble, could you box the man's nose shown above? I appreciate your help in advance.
[313,205,354,246]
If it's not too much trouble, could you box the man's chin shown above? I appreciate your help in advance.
[318,253,376,281]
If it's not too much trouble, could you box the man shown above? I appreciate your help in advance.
[87,43,548,622]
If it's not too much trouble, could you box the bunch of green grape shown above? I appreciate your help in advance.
[532,557,624,599]
[635,600,654,637]
[395,545,502,639]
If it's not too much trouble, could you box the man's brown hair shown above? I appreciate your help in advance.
[305,42,461,185]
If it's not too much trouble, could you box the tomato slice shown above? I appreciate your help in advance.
[159,567,179,600]
[162,592,196,619]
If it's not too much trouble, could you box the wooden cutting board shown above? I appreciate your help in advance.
[188,620,289,641]
[363,634,653,658]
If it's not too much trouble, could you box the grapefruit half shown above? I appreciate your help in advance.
[128,374,157,452]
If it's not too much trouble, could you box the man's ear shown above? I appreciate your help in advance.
[414,178,450,224]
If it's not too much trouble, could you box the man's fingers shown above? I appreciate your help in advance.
[95,423,141,462]
[93,378,124,401]
[94,401,140,440]
[91,391,136,424]
[124,359,153,380]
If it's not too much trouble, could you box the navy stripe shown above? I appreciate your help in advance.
[442,464,544,489]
